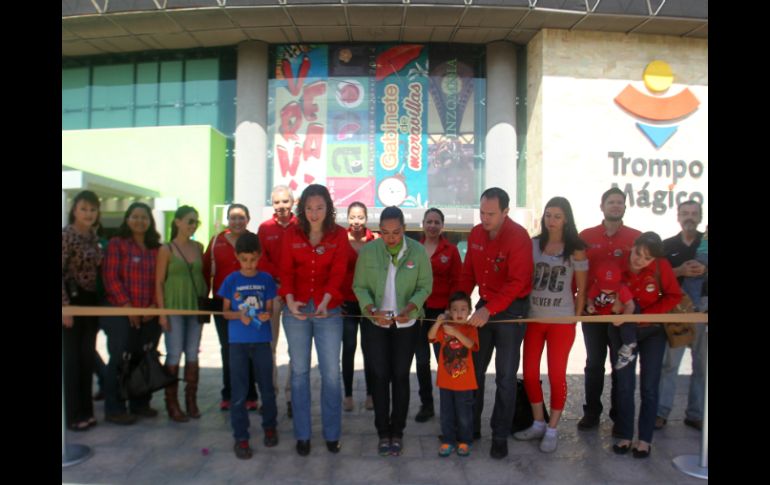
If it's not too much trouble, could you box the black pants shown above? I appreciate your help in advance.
[415,307,442,407]
[342,301,372,397]
[472,298,528,441]
[581,322,618,419]
[362,320,419,439]
[63,289,99,426]
[99,315,162,416]
[214,311,258,402]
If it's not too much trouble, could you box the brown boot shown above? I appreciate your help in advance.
[184,362,201,419]
[164,365,189,423]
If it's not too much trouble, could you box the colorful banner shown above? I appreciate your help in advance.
[374,44,429,207]
[268,43,484,208]
[270,45,329,193]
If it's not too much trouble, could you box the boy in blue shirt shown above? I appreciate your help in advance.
[217,233,278,459]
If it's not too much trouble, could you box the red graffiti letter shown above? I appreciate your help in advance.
[276,144,302,177]
[302,81,327,122]
[280,102,302,142]
[303,123,325,160]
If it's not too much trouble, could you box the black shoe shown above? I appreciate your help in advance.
[684,418,703,431]
[234,440,253,459]
[296,440,311,456]
[577,414,600,430]
[654,416,667,429]
[105,413,137,426]
[490,439,508,459]
[131,406,159,418]
[612,442,631,455]
[326,440,341,453]
[415,404,435,423]
[264,428,278,447]
[287,401,293,419]
[632,445,651,459]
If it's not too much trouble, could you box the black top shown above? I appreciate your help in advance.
[663,231,704,284]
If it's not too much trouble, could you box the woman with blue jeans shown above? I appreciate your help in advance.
[279,184,349,456]
[610,232,682,458]
[156,206,206,422]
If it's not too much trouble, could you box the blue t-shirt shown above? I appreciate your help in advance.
[217,270,277,344]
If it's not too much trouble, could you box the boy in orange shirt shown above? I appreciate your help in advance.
[428,292,479,457]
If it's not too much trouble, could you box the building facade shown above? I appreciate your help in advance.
[62,1,708,241]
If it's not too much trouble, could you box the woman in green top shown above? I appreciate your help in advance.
[353,206,433,456]
[155,205,207,422]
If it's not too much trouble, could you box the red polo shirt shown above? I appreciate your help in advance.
[580,222,641,282]
[420,235,462,310]
[623,258,683,325]
[279,224,349,310]
[459,217,533,316]
[257,214,299,282]
[341,228,377,302]
[203,230,244,296]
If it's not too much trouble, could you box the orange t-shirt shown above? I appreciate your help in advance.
[431,324,479,391]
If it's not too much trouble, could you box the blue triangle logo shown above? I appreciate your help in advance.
[637,123,678,148]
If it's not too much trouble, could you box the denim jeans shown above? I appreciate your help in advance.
[581,322,618,419]
[440,388,475,445]
[282,300,343,441]
[362,320,419,439]
[99,315,162,416]
[342,300,372,397]
[214,312,258,402]
[163,314,203,366]
[610,324,667,443]
[657,322,707,421]
[230,342,277,442]
[415,307,442,408]
[472,298,527,441]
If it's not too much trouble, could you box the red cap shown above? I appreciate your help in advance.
[594,262,622,292]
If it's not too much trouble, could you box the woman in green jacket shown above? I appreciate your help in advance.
[353,206,433,457]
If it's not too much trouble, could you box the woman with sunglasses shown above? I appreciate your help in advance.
[203,204,260,412]
[156,206,207,422]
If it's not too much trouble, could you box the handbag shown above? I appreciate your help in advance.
[654,261,697,348]
[511,378,550,433]
[118,342,176,400]
[172,242,213,324]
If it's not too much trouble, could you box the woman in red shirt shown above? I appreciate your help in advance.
[279,184,349,456]
[341,202,379,412]
[203,204,260,412]
[414,208,462,423]
[101,202,162,425]
[612,232,682,458]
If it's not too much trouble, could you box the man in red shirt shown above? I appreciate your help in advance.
[258,185,298,417]
[577,187,641,432]
[459,187,533,459]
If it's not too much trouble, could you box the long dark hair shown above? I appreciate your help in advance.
[296,184,336,235]
[68,190,102,230]
[117,202,161,249]
[537,196,586,262]
[170,205,198,241]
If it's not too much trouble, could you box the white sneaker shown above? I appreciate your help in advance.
[539,432,558,453]
[513,423,546,441]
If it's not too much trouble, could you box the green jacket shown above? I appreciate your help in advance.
[353,237,433,322]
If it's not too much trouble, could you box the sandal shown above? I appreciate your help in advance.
[69,420,90,432]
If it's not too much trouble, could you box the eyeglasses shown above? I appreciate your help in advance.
[187,219,201,227]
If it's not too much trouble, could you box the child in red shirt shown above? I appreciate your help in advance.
[586,262,637,370]
[428,292,479,457]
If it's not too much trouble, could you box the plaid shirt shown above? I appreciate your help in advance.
[102,237,158,308]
